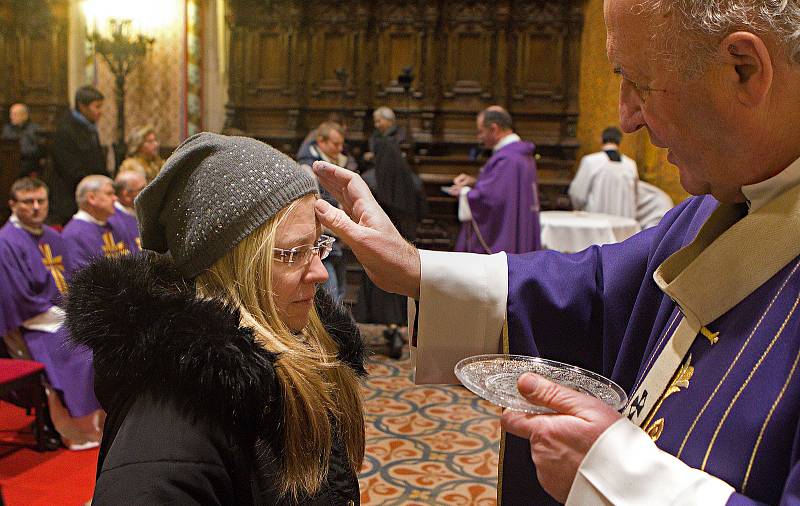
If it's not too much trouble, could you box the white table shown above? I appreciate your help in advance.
[540,211,641,252]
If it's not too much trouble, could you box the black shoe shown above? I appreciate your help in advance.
[384,328,404,360]
[31,422,62,451]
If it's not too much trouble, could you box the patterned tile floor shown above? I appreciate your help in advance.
[358,325,501,505]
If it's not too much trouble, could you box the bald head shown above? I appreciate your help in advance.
[9,103,29,126]
[115,170,147,209]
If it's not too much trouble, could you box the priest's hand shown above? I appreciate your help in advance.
[312,160,421,299]
[501,373,623,503]
[453,173,476,187]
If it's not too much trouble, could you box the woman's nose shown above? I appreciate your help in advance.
[305,253,329,284]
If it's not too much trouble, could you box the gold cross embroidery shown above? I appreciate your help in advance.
[701,326,720,345]
[39,243,68,294]
[101,231,129,258]
[643,354,695,441]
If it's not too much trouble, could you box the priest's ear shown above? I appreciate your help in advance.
[718,32,773,108]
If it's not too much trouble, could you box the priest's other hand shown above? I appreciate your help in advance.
[453,173,476,187]
[312,160,421,299]
[501,373,623,503]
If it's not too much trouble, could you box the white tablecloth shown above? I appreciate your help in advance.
[540,211,641,252]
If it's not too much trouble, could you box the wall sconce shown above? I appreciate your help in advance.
[88,18,154,167]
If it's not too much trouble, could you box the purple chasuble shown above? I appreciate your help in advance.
[500,195,800,505]
[108,208,141,254]
[62,217,132,270]
[455,141,540,254]
[0,221,100,417]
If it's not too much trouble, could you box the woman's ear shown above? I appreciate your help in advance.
[719,31,773,107]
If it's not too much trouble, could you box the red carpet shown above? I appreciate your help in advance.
[0,401,96,506]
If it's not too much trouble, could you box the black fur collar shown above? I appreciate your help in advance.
[65,252,365,441]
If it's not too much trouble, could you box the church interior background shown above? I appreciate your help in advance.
[0,1,688,503]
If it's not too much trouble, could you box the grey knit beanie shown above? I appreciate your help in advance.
[135,132,317,278]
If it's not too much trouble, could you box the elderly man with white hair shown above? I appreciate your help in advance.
[62,175,136,269]
[309,0,800,504]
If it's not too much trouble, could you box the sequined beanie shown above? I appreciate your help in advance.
[135,132,317,278]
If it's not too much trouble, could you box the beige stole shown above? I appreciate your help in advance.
[626,183,800,427]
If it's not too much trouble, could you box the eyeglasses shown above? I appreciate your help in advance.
[273,235,335,264]
[613,67,666,103]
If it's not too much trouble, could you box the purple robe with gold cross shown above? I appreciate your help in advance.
[0,221,100,417]
[108,207,141,254]
[62,217,133,270]
[501,193,800,505]
[455,141,541,254]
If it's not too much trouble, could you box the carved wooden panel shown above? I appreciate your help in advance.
[0,0,69,132]
[225,0,585,193]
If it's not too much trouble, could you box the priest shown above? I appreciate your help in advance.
[0,177,102,447]
[62,175,135,269]
[108,169,145,252]
[309,0,800,499]
[448,107,540,254]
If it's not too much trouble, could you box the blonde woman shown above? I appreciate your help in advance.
[118,125,164,182]
[65,133,366,504]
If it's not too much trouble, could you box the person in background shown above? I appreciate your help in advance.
[449,107,540,254]
[358,135,426,359]
[363,106,409,163]
[65,133,366,504]
[49,86,107,226]
[109,170,146,251]
[118,125,164,183]
[636,180,674,229]
[297,121,354,303]
[61,175,135,269]
[0,177,102,450]
[1,103,43,178]
[569,126,639,218]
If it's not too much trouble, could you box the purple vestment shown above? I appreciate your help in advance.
[455,141,540,254]
[62,217,134,270]
[500,195,800,505]
[107,208,141,254]
[0,221,100,417]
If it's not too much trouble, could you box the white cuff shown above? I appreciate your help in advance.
[22,305,65,333]
[566,418,735,505]
[458,186,473,222]
[410,249,507,384]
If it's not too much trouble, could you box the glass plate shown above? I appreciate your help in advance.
[454,354,628,414]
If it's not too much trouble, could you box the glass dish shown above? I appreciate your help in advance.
[454,354,628,414]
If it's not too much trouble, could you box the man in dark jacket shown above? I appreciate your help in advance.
[48,86,107,225]
[1,103,44,177]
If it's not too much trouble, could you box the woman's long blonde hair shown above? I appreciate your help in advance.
[195,196,364,499]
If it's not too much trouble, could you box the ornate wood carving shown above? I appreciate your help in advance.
[225,0,585,223]
[0,0,69,132]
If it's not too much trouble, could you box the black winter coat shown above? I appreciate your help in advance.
[48,111,107,224]
[65,253,367,505]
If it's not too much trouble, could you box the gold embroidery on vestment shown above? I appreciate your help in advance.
[742,335,800,493]
[701,292,800,471]
[676,258,800,459]
[102,231,129,257]
[701,326,720,345]
[39,243,68,294]
[641,354,694,430]
[646,418,665,442]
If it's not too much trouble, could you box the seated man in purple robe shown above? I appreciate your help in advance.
[62,175,135,270]
[0,177,103,449]
[108,169,145,252]
[308,0,800,502]
[449,107,540,254]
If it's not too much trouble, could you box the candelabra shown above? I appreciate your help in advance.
[88,19,154,167]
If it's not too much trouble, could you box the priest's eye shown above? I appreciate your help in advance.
[613,67,666,102]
